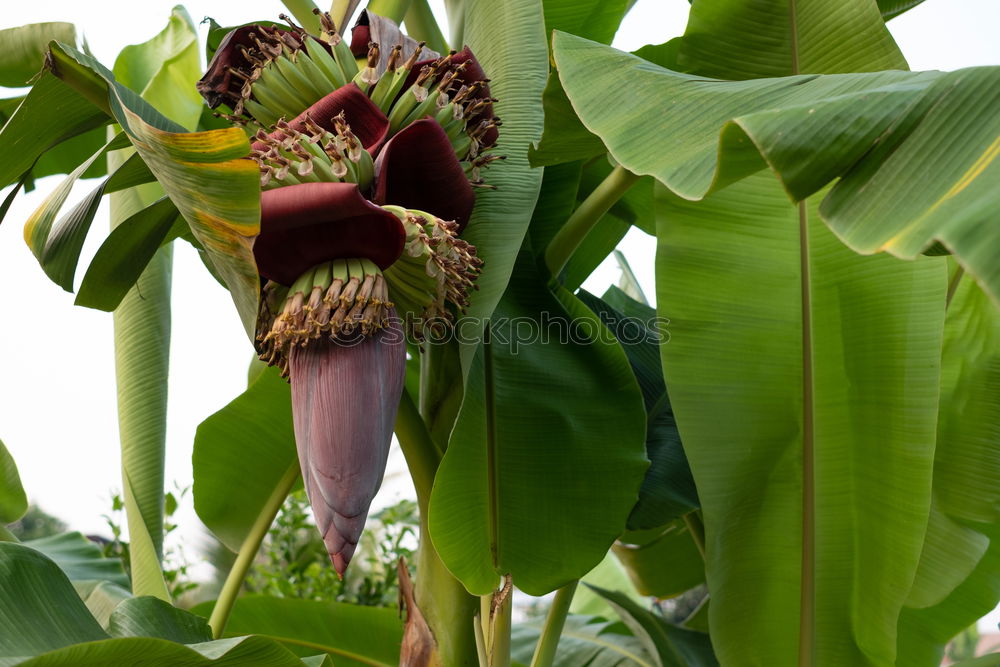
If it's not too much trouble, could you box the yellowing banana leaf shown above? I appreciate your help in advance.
[23,140,154,291]
[43,41,260,336]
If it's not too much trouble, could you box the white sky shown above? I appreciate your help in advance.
[0,0,998,621]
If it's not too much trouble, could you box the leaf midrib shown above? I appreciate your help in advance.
[789,1,817,665]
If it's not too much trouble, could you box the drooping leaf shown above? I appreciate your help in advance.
[429,249,648,596]
[552,32,1000,305]
[456,0,548,373]
[45,41,261,336]
[0,438,27,524]
[193,366,299,553]
[23,140,154,291]
[7,637,315,666]
[0,540,313,666]
[0,73,109,191]
[511,615,655,667]
[75,197,181,311]
[528,70,604,168]
[192,595,403,667]
[22,532,128,588]
[587,585,718,666]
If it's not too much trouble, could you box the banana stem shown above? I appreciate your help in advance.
[394,389,441,512]
[544,165,640,279]
[209,463,299,638]
[366,0,415,23]
[684,510,707,560]
[529,580,578,667]
[404,0,450,54]
[280,0,323,34]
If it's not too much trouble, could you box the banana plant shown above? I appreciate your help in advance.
[2,0,1000,666]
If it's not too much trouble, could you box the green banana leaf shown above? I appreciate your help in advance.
[511,615,655,667]
[193,366,299,554]
[896,273,1000,666]
[612,521,704,600]
[455,0,548,373]
[0,73,110,191]
[22,532,128,588]
[529,70,604,168]
[577,288,697,529]
[587,586,717,666]
[0,23,110,186]
[542,0,629,44]
[550,31,1000,306]
[0,542,317,666]
[0,542,108,657]
[675,0,905,80]
[75,197,182,311]
[0,439,27,525]
[0,22,75,87]
[656,171,945,665]
[192,596,403,667]
[74,580,132,629]
[570,550,646,618]
[22,139,152,291]
[681,0,928,22]
[107,597,212,643]
[428,248,648,596]
[876,0,929,20]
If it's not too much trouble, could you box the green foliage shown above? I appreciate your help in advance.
[246,493,417,607]
[429,249,649,596]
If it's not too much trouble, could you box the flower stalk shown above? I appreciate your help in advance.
[544,165,640,278]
